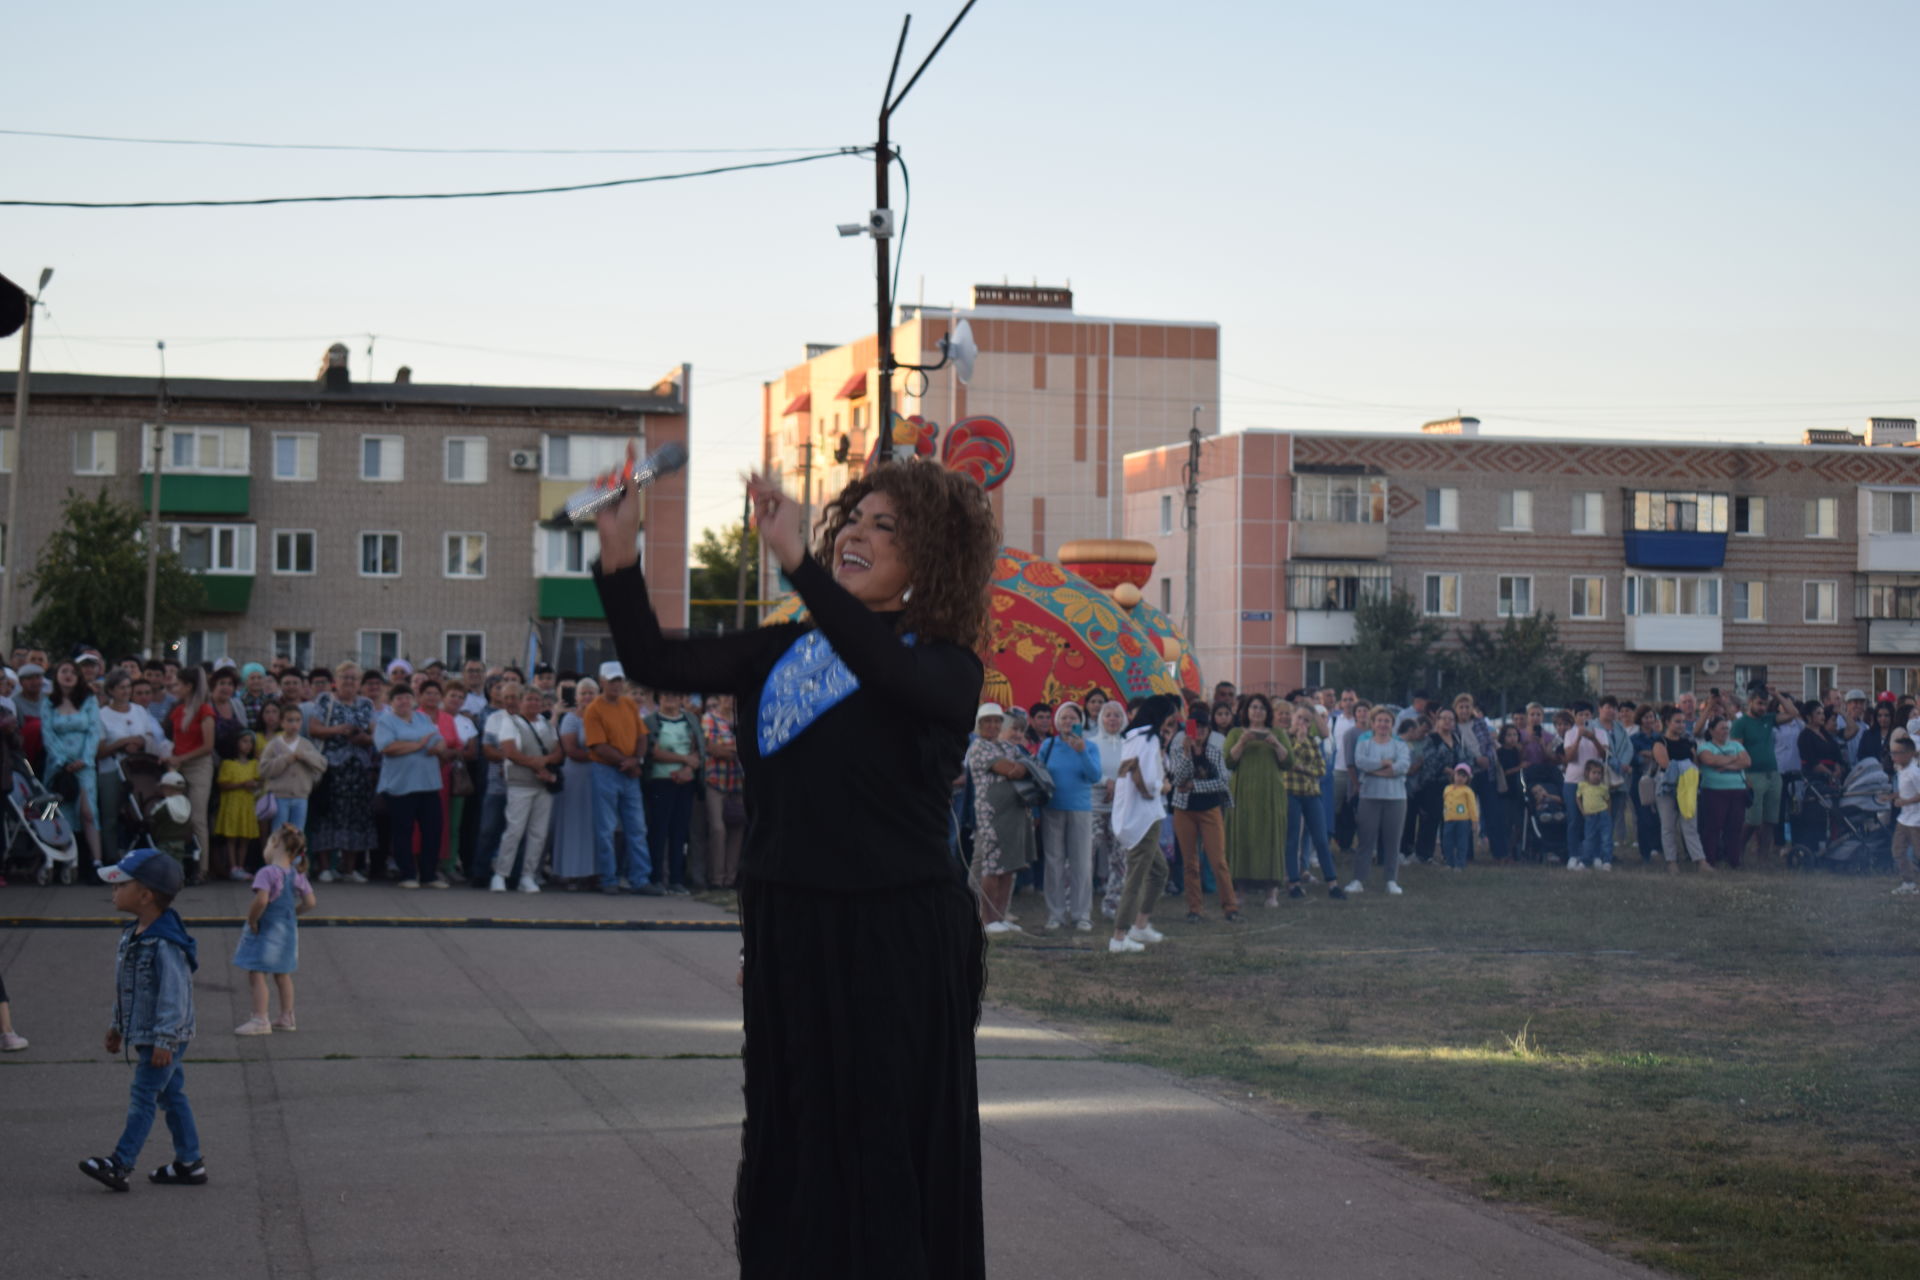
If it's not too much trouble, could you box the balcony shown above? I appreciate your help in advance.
[1292,521,1387,559]
[1860,619,1920,655]
[538,578,606,621]
[1624,615,1722,653]
[1860,535,1920,573]
[1621,530,1726,569]
[1289,611,1357,647]
[140,474,250,517]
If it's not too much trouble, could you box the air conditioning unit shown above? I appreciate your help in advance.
[1701,656,1722,675]
[508,448,540,472]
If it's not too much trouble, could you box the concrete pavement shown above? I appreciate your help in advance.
[0,879,1661,1278]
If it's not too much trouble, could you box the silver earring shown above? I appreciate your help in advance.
[902,585,914,604]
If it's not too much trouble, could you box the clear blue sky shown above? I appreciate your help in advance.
[8,0,1917,541]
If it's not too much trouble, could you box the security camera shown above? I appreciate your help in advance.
[869,208,894,239]
[837,222,866,238]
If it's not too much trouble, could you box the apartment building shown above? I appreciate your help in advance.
[0,345,690,671]
[1125,417,1920,703]
[761,284,1219,559]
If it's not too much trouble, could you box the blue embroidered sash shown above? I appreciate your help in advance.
[757,628,913,756]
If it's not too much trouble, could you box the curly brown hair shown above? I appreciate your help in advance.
[812,459,998,648]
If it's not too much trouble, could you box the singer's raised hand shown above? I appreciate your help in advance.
[594,443,642,572]
[747,470,806,572]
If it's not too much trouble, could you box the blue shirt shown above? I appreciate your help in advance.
[1354,734,1411,801]
[1039,732,1104,812]
[373,709,443,795]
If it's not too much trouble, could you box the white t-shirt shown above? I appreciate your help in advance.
[490,709,557,787]
[1331,713,1356,769]
[1111,729,1168,851]
[1562,724,1605,786]
[1898,761,1920,829]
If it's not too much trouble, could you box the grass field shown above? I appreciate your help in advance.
[982,854,1920,1279]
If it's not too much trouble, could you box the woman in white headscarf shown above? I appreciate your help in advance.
[548,677,601,886]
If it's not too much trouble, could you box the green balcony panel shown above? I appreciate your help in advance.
[197,575,254,614]
[140,474,251,516]
[539,578,605,620]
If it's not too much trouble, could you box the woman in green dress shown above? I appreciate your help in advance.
[1225,693,1290,907]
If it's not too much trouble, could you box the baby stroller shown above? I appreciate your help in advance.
[1,756,79,885]
[117,753,168,850]
[1796,758,1892,874]
[1520,763,1568,863]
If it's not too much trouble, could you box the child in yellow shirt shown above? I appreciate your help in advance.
[1571,758,1614,871]
[1441,763,1479,871]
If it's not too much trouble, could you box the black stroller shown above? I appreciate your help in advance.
[1520,763,1569,863]
[1795,758,1893,874]
[1,756,80,885]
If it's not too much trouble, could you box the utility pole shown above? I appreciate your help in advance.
[734,487,752,629]
[142,343,168,659]
[799,438,814,556]
[1182,406,1202,668]
[1,267,53,652]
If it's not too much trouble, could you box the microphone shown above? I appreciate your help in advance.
[547,441,689,527]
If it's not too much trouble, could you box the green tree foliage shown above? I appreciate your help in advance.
[1334,588,1447,705]
[688,521,760,633]
[22,490,204,657]
[1452,613,1594,716]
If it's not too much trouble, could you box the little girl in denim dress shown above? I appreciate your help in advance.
[232,827,316,1036]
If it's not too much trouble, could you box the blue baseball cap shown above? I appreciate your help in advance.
[100,846,185,896]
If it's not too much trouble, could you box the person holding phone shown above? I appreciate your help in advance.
[1225,693,1289,907]
[1038,701,1103,932]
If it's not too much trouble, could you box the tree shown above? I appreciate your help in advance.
[688,520,760,633]
[22,489,204,658]
[1333,588,1447,706]
[1451,612,1594,717]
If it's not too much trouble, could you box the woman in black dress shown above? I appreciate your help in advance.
[591,452,998,1279]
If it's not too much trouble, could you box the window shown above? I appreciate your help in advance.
[1644,664,1695,702]
[361,435,404,482]
[1286,562,1391,611]
[73,429,116,475]
[358,630,401,671]
[1160,577,1172,614]
[1302,658,1327,688]
[1423,488,1458,531]
[1732,665,1767,701]
[1803,580,1838,623]
[273,629,313,669]
[1571,491,1604,536]
[1859,573,1920,619]
[140,424,249,474]
[1805,665,1838,702]
[1497,575,1533,617]
[1629,490,1729,533]
[444,632,485,667]
[1582,662,1606,695]
[539,526,600,577]
[0,428,12,472]
[1870,491,1920,535]
[0,523,7,572]
[1873,666,1920,698]
[1730,580,1767,623]
[445,532,487,579]
[272,529,315,576]
[1160,494,1174,535]
[1423,572,1460,616]
[1569,576,1606,619]
[542,432,630,481]
[1497,490,1533,532]
[163,523,256,574]
[1733,495,1766,536]
[176,631,228,666]
[1625,575,1720,617]
[1806,497,1838,538]
[1294,473,1388,523]
[445,437,487,484]
[272,433,318,482]
[359,532,401,578]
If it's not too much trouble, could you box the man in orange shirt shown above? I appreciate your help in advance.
[583,662,657,896]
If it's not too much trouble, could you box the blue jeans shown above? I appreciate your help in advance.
[1442,820,1472,869]
[1480,784,1510,861]
[113,1043,201,1169]
[1561,783,1586,852]
[642,778,694,888]
[269,795,308,837]
[1286,793,1337,883]
[385,789,443,882]
[591,764,650,888]
[1580,807,1614,865]
[472,788,507,886]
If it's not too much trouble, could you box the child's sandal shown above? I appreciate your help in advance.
[149,1159,208,1185]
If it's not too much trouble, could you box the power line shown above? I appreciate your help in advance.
[0,127,847,156]
[0,148,865,209]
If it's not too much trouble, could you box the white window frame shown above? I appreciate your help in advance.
[271,432,319,483]
[1424,487,1458,531]
[272,528,317,577]
[443,631,486,667]
[140,424,250,475]
[1160,494,1173,536]
[1569,575,1606,620]
[176,631,229,666]
[1869,490,1920,535]
[541,432,632,482]
[444,436,488,485]
[1803,579,1839,624]
[360,434,405,483]
[357,630,402,672]
[1730,580,1767,623]
[163,522,256,575]
[1624,574,1721,618]
[359,531,402,579]
[1733,495,1766,537]
[444,532,488,580]
[1496,574,1534,617]
[1806,496,1838,539]
[73,428,117,476]
[1644,664,1695,702]
[1805,664,1838,703]
[1571,491,1605,536]
[273,629,314,669]
[1423,572,1461,617]
[0,427,12,473]
[1496,490,1533,532]
[537,526,600,578]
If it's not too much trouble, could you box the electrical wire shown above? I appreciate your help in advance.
[0,148,866,209]
[890,147,911,317]
[0,127,846,156]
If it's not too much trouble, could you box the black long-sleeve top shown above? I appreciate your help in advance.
[592,553,983,890]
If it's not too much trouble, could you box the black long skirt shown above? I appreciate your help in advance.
[735,871,987,1279]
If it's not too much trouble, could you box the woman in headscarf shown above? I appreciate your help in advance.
[549,677,601,887]
[307,662,378,882]
[966,703,1035,933]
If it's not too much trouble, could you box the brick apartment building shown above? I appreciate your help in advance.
[761,284,1219,564]
[0,345,690,672]
[1125,416,1920,704]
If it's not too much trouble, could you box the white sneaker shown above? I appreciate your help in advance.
[984,921,1013,935]
[1075,920,1093,932]
[1108,936,1145,953]
[397,880,421,890]
[489,874,508,893]
[1385,881,1404,896]
[1596,862,1613,872]
[1343,880,1365,895]
[1044,919,1063,932]
[1893,882,1919,896]
[347,871,368,884]
[1566,860,1586,871]
[1127,924,1165,944]
[0,1031,27,1051]
[317,869,336,884]
[518,878,541,894]
[228,868,251,882]
[234,1016,273,1037]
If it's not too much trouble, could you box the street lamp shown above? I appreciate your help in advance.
[1,266,55,652]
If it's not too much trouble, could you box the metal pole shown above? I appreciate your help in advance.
[873,18,909,465]
[142,343,168,658]
[1183,407,1202,673]
[1,270,50,651]
[734,488,752,629]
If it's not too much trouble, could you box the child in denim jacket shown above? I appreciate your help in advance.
[78,847,207,1191]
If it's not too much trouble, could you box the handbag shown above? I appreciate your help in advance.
[255,791,278,824]
[450,763,475,798]
[1012,752,1055,807]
